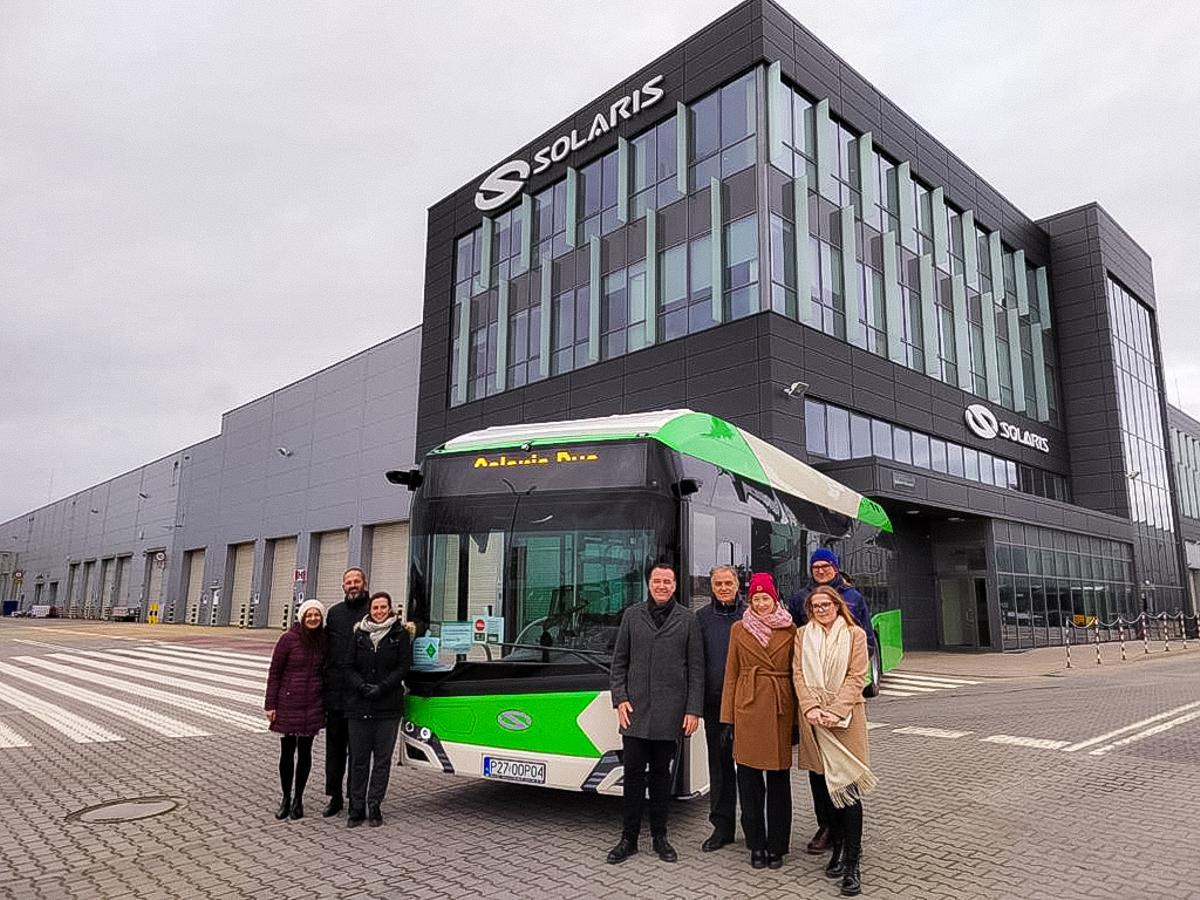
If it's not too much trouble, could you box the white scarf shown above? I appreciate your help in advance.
[800,617,878,808]
[355,615,397,648]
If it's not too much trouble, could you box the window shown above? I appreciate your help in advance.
[805,400,827,456]
[724,215,759,321]
[631,115,682,218]
[769,214,797,318]
[533,181,568,265]
[581,151,620,242]
[690,72,757,188]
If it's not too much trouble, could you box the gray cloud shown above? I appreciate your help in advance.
[2,0,1198,522]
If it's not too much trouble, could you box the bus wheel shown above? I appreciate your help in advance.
[862,640,882,698]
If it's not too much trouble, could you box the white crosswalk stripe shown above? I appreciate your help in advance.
[137,644,271,670]
[73,649,265,691]
[0,719,33,749]
[49,653,263,705]
[17,656,268,732]
[0,680,123,744]
[0,660,209,739]
[105,646,268,678]
[876,670,982,699]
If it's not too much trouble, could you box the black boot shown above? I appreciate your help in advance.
[840,854,861,896]
[367,803,382,827]
[825,841,845,878]
[652,835,677,863]
[274,795,291,820]
[606,836,638,864]
[806,824,831,854]
[289,796,304,820]
[750,849,767,869]
[322,795,343,818]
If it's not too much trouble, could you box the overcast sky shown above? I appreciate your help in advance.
[2,0,1198,523]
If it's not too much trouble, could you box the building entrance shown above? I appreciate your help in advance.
[937,577,990,648]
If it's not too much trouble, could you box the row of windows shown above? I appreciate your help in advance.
[448,65,1060,426]
[1171,425,1200,520]
[804,399,1071,502]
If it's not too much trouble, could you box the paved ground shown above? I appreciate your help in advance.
[0,620,1197,899]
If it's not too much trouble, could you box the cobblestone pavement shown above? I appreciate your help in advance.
[0,621,1197,899]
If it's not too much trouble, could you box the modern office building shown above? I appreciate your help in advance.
[3,1,1196,650]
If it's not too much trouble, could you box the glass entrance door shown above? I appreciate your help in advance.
[938,576,988,648]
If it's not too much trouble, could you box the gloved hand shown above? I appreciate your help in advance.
[359,682,381,699]
[720,723,734,748]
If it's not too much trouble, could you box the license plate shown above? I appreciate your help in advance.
[482,756,546,785]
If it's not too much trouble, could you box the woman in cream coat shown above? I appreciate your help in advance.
[792,584,877,897]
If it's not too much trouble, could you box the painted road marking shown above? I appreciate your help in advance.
[982,734,1071,750]
[1061,701,1200,753]
[105,647,266,677]
[0,682,123,743]
[878,689,920,698]
[866,722,890,730]
[879,681,939,693]
[48,653,263,705]
[892,726,973,739]
[73,649,264,690]
[1088,709,1200,756]
[17,657,268,733]
[0,661,208,739]
[140,645,271,667]
[888,673,981,685]
[0,719,32,749]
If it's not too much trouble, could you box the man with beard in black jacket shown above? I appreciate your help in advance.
[321,566,371,817]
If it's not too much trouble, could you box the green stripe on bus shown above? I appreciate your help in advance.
[653,412,770,484]
[406,691,604,758]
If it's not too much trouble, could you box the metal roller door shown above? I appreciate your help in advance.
[315,530,349,607]
[267,537,297,628]
[184,549,206,624]
[144,552,165,609]
[369,523,409,617]
[81,561,96,618]
[115,556,132,607]
[66,564,81,616]
[230,543,255,621]
[99,559,117,618]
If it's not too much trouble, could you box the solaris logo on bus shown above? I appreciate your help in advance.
[497,710,533,731]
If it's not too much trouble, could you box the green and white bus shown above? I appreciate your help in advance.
[393,410,900,796]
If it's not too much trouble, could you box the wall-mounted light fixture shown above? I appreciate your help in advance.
[276,447,293,458]
[782,381,809,399]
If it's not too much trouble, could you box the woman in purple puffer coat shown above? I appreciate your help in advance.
[265,598,327,821]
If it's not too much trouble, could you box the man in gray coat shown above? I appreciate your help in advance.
[606,563,704,865]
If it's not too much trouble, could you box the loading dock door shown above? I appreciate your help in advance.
[115,556,132,607]
[145,552,165,609]
[184,549,206,624]
[230,543,255,621]
[369,523,410,617]
[81,561,96,617]
[315,530,350,607]
[99,559,117,618]
[267,537,297,628]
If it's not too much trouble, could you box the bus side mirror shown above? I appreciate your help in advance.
[672,478,702,498]
[385,469,423,491]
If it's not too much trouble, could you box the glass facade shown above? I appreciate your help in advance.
[1106,277,1182,604]
[993,521,1135,650]
[1171,424,1200,521]
[804,399,1070,502]
[448,64,1061,431]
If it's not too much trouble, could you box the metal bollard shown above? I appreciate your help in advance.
[1142,611,1150,655]
[1065,623,1073,668]
[1163,614,1171,652]
[1094,621,1102,665]
[1118,616,1127,662]
[1181,613,1189,650]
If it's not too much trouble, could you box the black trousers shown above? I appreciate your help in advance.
[324,709,350,798]
[737,765,792,854]
[809,771,863,857]
[621,736,676,840]
[703,704,737,839]
[278,735,314,799]
[347,718,400,814]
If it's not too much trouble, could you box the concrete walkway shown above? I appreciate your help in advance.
[898,640,1199,678]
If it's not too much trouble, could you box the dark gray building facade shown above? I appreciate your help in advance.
[414,0,1194,650]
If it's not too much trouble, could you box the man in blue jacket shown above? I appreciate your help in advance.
[695,565,745,853]
[786,548,875,854]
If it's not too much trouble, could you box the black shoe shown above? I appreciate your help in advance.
[606,837,638,864]
[750,849,767,869]
[652,836,677,863]
[288,799,304,820]
[766,852,783,870]
[840,856,861,896]
[322,796,343,818]
[702,831,734,852]
[806,825,831,854]
[274,796,291,820]
[367,803,382,827]
[826,841,846,878]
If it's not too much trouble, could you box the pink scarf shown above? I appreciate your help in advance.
[741,603,794,647]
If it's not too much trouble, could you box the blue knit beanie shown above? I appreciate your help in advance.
[810,548,840,570]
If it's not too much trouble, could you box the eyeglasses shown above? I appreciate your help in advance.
[811,563,835,571]
[810,602,836,611]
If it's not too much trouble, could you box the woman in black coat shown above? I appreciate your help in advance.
[264,598,326,820]
[343,591,412,827]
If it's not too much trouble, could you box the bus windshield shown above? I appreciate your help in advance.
[408,491,677,662]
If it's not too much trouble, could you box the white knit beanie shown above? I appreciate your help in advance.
[296,598,326,624]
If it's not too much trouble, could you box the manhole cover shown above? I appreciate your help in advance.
[67,796,183,823]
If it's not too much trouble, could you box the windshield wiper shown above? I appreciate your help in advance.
[482,641,611,674]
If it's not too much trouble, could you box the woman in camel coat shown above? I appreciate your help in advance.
[793,584,877,897]
[720,572,796,870]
